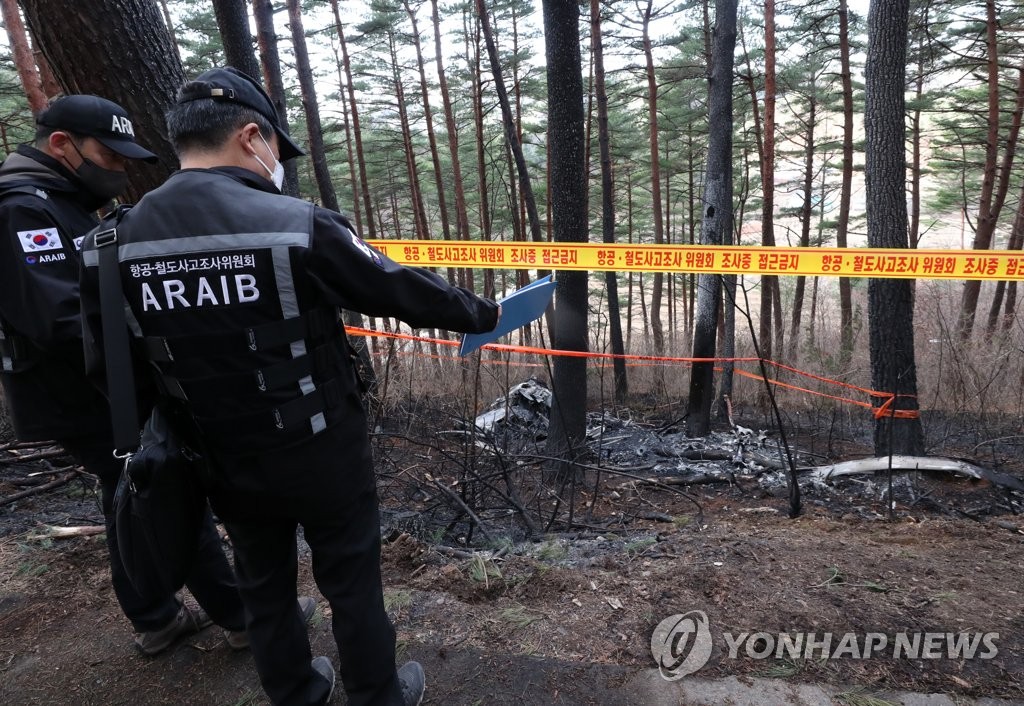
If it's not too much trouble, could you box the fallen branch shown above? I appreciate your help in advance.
[805,456,1024,493]
[0,449,68,465]
[30,524,105,539]
[0,440,57,452]
[0,472,76,506]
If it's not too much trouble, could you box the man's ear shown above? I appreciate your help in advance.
[48,131,73,159]
[238,122,261,152]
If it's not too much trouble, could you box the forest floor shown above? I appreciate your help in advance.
[1,402,1023,706]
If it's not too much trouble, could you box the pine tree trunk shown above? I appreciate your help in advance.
[252,0,299,197]
[431,0,473,250]
[404,0,458,285]
[836,0,855,363]
[329,0,373,234]
[333,46,362,232]
[958,0,1018,339]
[212,0,260,80]
[865,0,923,455]
[544,0,589,474]
[759,0,778,362]
[642,0,665,356]
[470,13,494,298]
[475,0,542,247]
[591,0,627,401]
[2,0,46,112]
[995,179,1024,333]
[387,31,429,241]
[787,89,817,362]
[158,0,183,63]
[688,0,736,438]
[20,0,185,197]
[286,0,337,211]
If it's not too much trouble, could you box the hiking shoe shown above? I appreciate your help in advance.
[398,660,425,706]
[224,595,317,650]
[311,656,336,705]
[135,603,211,656]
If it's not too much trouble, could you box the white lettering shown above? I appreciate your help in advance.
[235,274,260,303]
[803,633,832,660]
[979,633,999,659]
[141,282,162,311]
[862,633,887,658]
[39,252,66,263]
[920,633,944,659]
[744,633,774,659]
[946,633,984,660]
[775,633,804,660]
[196,277,219,306]
[111,115,135,135]
[832,633,860,659]
[893,633,920,659]
[722,632,748,660]
[163,280,190,309]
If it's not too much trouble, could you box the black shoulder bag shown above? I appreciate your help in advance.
[94,216,207,600]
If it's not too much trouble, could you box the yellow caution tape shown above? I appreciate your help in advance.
[366,240,1024,280]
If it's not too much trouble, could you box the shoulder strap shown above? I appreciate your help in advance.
[0,183,49,201]
[94,206,140,452]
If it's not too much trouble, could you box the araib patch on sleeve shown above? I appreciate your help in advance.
[17,227,62,253]
[350,231,383,267]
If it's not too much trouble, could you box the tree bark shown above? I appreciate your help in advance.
[590,0,627,401]
[404,0,458,284]
[958,0,1018,340]
[431,0,473,249]
[285,0,337,211]
[688,0,736,438]
[836,0,855,362]
[20,0,185,197]
[759,0,778,361]
[864,0,923,455]
[2,0,46,112]
[641,0,665,356]
[787,83,817,362]
[543,0,588,474]
[158,0,183,63]
[211,0,261,80]
[252,0,299,197]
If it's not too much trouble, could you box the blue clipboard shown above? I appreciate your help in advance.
[459,275,554,356]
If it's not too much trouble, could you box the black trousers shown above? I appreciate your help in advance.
[212,423,403,706]
[59,435,245,633]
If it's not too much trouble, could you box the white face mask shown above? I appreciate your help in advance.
[251,132,284,191]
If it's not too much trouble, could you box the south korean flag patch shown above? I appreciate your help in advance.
[18,227,62,253]
[350,231,383,267]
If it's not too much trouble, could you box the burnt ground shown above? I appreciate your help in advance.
[1,396,1023,705]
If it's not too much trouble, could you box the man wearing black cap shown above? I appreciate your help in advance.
[79,67,500,706]
[0,95,247,655]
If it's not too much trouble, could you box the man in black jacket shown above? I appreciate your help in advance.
[0,96,246,655]
[80,68,500,706]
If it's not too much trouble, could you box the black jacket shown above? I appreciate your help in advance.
[80,167,498,455]
[0,146,112,441]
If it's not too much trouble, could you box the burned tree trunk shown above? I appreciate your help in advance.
[252,0,299,197]
[687,0,736,437]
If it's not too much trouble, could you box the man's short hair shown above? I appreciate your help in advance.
[166,91,275,155]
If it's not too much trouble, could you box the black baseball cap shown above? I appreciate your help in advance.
[176,66,305,161]
[37,95,158,163]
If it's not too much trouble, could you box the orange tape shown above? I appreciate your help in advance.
[345,326,920,420]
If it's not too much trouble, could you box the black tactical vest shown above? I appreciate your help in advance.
[82,170,361,454]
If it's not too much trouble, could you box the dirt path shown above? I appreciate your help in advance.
[2,496,1022,705]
